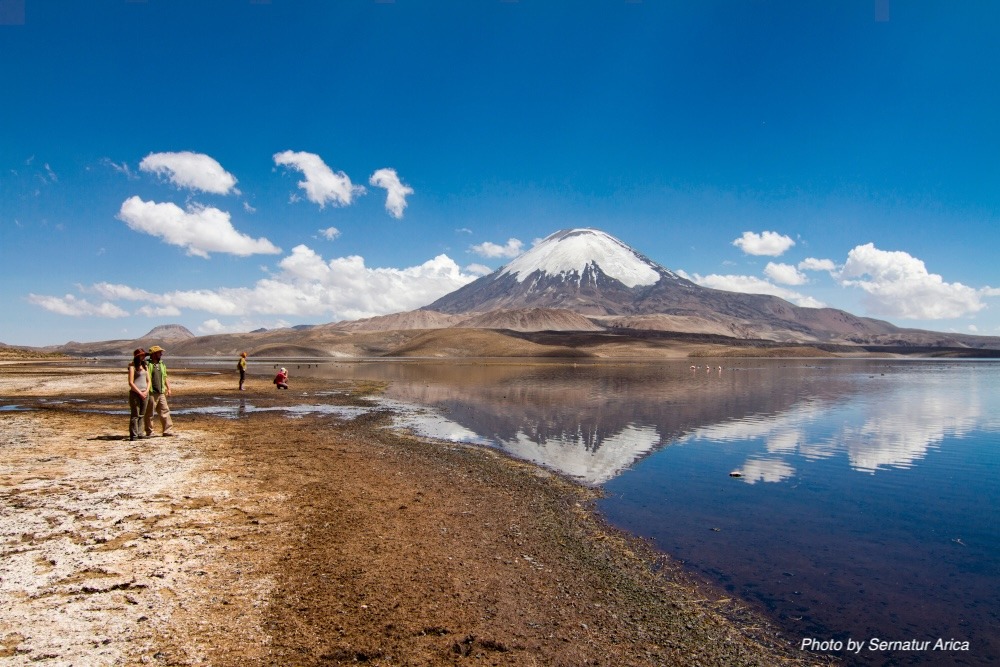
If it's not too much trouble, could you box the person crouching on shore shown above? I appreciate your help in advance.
[127,348,148,441]
[144,345,175,436]
[274,367,289,390]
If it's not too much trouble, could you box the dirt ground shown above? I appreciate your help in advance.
[0,362,831,666]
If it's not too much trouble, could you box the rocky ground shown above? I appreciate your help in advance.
[0,362,833,666]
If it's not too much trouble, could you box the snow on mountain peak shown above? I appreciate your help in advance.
[499,228,661,288]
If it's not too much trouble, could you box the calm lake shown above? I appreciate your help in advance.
[307,358,999,667]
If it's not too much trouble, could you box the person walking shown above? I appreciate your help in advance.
[127,348,148,441]
[237,351,248,391]
[144,345,175,436]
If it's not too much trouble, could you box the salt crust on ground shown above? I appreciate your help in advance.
[0,369,282,665]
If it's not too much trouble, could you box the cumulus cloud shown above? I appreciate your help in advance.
[679,270,825,308]
[839,243,988,319]
[273,150,365,208]
[764,262,807,286]
[470,238,524,259]
[27,293,128,318]
[319,226,341,241]
[465,263,493,276]
[198,318,290,335]
[136,305,183,318]
[139,151,239,195]
[799,257,837,272]
[369,168,414,218]
[89,283,155,301]
[732,231,795,256]
[53,245,479,323]
[118,196,281,259]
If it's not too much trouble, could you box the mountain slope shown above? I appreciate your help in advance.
[424,228,994,347]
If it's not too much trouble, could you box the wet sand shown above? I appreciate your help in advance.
[0,362,832,666]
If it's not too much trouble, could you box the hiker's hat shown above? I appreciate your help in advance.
[133,348,146,357]
[149,345,165,354]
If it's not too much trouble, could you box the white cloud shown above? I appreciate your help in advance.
[319,226,341,241]
[732,230,795,256]
[139,151,239,195]
[137,305,182,318]
[764,262,807,286]
[839,243,987,319]
[101,158,136,179]
[470,238,524,259]
[197,318,290,335]
[465,263,493,276]
[27,293,128,318]
[273,150,365,208]
[117,196,281,259]
[799,257,837,272]
[88,283,155,301]
[369,168,414,218]
[682,271,825,308]
[243,201,257,214]
[66,245,479,323]
[456,227,473,235]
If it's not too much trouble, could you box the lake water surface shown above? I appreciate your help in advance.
[309,358,999,667]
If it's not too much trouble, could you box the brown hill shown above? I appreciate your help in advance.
[385,328,592,358]
[458,308,603,332]
[331,311,465,332]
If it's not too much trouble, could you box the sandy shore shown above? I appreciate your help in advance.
[0,362,831,666]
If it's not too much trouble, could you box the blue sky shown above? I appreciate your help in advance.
[2,1,999,347]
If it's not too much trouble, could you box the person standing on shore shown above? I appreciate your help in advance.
[127,348,148,441]
[144,345,175,436]
[237,351,248,391]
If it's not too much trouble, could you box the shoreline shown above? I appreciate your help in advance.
[0,362,832,665]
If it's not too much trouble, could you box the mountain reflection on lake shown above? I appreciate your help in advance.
[312,358,1000,667]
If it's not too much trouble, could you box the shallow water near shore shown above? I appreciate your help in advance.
[291,357,999,667]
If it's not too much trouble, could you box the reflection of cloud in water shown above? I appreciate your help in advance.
[387,400,491,446]
[734,457,796,484]
[500,424,661,485]
[685,376,985,477]
[844,382,982,473]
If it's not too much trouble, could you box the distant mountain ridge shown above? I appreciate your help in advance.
[35,228,1000,357]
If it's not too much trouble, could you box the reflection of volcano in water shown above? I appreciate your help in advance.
[337,361,868,484]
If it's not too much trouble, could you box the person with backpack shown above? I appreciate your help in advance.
[237,351,248,391]
[144,345,175,436]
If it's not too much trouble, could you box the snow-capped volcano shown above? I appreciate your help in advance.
[422,227,921,343]
[499,228,665,288]
[427,228,695,316]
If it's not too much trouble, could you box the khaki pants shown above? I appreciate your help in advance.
[144,392,173,436]
[129,391,145,439]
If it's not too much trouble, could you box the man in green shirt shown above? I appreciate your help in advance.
[144,345,175,436]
